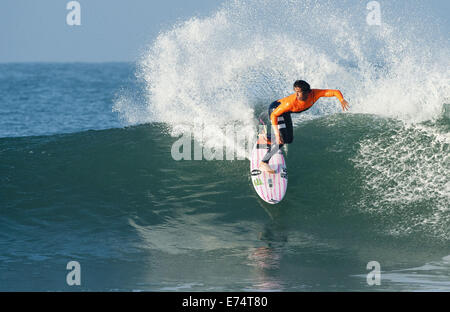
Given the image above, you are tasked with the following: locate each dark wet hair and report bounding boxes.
[293,80,311,94]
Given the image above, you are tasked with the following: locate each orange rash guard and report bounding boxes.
[270,89,344,125]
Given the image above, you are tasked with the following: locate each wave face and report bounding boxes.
[110,1,449,291]
[1,0,449,291]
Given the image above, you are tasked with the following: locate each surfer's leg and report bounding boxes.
[261,142,284,163]
[261,101,290,164]
[282,112,293,144]
[266,101,281,142]
[262,114,291,164]
[274,112,292,144]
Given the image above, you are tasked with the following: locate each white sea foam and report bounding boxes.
[352,122,449,239]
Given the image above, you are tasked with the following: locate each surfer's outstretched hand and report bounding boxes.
[341,100,350,111]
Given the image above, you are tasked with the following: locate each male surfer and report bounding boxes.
[259,80,349,174]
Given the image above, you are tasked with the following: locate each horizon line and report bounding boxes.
[0,60,136,64]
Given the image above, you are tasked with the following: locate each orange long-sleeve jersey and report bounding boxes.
[270,89,344,125]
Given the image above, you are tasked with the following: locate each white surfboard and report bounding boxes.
[250,134,288,204]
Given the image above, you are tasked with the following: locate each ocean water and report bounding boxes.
[1,0,449,291]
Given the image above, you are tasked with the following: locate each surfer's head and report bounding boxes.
[293,80,311,101]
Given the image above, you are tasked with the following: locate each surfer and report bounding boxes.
[259,80,349,174]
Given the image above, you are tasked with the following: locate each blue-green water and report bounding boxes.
[1,64,449,291]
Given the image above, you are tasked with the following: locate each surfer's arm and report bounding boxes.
[270,103,291,144]
[270,102,291,126]
[313,89,349,111]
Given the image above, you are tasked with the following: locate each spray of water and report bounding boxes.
[115,0,448,131]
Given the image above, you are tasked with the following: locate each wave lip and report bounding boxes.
[115,0,449,138]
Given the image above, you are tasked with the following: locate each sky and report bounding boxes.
[0,0,448,62]
[0,0,226,62]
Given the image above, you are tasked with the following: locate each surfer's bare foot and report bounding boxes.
[259,162,275,174]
